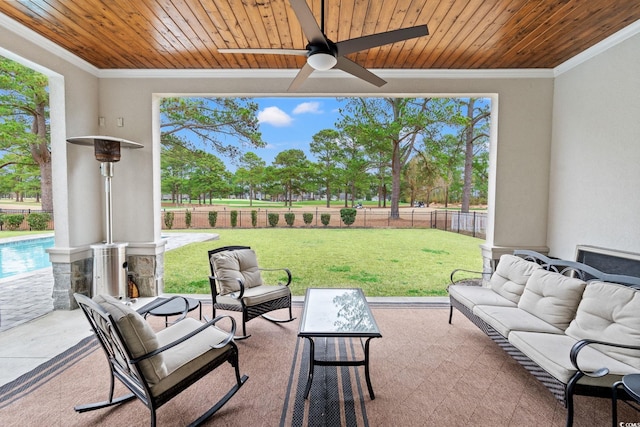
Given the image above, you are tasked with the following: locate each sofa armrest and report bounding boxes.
[570,339,640,378]
[449,269,489,287]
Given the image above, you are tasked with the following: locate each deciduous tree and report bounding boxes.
[0,57,51,210]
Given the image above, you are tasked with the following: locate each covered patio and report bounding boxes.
[0,1,639,308]
[1,1,640,425]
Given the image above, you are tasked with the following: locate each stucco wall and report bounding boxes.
[98,74,554,256]
[548,32,640,259]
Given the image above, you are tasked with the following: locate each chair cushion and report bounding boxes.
[216,284,291,307]
[473,305,564,337]
[94,295,167,385]
[489,254,541,304]
[151,317,233,397]
[509,331,639,386]
[565,281,640,369]
[211,249,264,295]
[448,284,517,310]
[517,269,586,330]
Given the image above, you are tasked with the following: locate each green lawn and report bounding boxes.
[164,228,484,297]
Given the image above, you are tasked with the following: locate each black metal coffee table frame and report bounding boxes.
[298,288,382,400]
[143,296,202,327]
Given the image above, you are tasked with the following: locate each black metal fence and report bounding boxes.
[162,208,487,239]
[0,207,487,238]
[0,209,55,231]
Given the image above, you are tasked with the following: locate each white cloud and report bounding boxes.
[293,101,323,115]
[258,106,293,127]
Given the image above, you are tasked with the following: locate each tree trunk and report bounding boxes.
[39,161,53,211]
[30,102,53,211]
[326,182,330,208]
[390,141,401,218]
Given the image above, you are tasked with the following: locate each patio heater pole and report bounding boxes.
[102,161,114,244]
[67,136,143,300]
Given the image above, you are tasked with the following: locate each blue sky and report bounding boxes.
[237,97,345,170]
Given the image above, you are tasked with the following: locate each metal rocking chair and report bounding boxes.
[208,245,295,339]
[73,293,248,427]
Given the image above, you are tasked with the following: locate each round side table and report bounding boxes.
[612,373,640,427]
[144,297,202,327]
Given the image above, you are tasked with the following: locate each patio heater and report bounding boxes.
[67,136,143,299]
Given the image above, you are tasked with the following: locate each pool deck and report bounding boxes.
[0,232,220,386]
[0,232,218,333]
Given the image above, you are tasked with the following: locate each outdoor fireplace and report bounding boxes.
[67,136,143,299]
[575,245,640,279]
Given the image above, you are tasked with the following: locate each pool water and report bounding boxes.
[0,236,54,280]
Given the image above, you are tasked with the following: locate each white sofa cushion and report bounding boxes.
[509,331,639,386]
[565,281,640,369]
[211,249,264,295]
[448,285,516,310]
[517,269,586,330]
[473,305,564,337]
[489,254,541,304]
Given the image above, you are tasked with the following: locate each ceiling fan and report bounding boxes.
[217,0,429,91]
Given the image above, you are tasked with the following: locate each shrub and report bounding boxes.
[164,211,174,229]
[303,213,313,225]
[184,210,191,228]
[208,211,218,227]
[340,208,357,226]
[27,212,51,230]
[251,210,258,227]
[268,213,279,227]
[320,213,331,227]
[3,214,25,231]
[230,210,238,227]
[284,212,295,227]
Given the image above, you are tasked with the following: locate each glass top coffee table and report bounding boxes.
[298,288,382,399]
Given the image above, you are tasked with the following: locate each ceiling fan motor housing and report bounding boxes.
[306,40,338,70]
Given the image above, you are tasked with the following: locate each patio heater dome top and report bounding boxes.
[67,135,143,162]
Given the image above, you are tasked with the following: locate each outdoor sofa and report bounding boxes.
[448,250,640,427]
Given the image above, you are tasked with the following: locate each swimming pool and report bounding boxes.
[0,236,54,280]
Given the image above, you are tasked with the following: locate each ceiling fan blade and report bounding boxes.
[288,63,315,91]
[336,25,429,56]
[218,48,307,56]
[334,57,386,87]
[289,0,329,47]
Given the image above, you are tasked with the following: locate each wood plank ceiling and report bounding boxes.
[1,0,639,71]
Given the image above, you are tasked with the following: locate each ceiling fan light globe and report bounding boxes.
[307,52,337,71]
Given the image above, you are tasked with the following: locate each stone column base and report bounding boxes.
[50,248,164,309]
